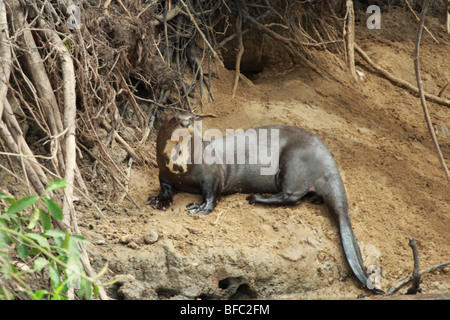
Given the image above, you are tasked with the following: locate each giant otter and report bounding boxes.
[149,113,384,294]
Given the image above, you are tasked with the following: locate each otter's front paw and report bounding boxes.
[186,202,213,215]
[246,194,257,204]
[148,196,171,210]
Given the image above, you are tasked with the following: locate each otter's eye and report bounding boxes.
[180,120,190,128]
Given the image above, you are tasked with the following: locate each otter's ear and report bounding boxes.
[155,112,171,131]
[159,112,175,123]
[158,114,168,123]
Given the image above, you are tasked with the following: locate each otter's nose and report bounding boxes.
[180,120,190,128]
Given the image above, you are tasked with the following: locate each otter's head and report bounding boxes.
[156,113,199,174]
[157,113,198,142]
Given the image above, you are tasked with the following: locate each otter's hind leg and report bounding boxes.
[246,161,311,205]
[246,191,308,205]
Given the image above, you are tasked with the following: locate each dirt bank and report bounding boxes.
[79,8,449,299]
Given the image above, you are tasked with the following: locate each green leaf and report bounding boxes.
[42,198,63,221]
[77,277,92,300]
[52,239,65,252]
[64,40,72,51]
[33,257,49,272]
[27,207,41,230]
[44,228,66,239]
[29,248,41,255]
[17,244,29,260]
[0,286,14,300]
[71,235,89,244]
[0,212,19,223]
[50,292,68,300]
[6,196,40,214]
[0,229,9,249]
[26,233,50,250]
[68,237,81,260]
[62,231,70,249]
[45,229,67,254]
[32,289,48,300]
[64,258,82,289]
[48,265,61,289]
[42,179,67,196]
[38,209,52,231]
[0,193,14,203]
[93,284,99,298]
[85,280,92,300]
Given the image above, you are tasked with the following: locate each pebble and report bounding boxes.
[144,229,159,244]
[96,238,106,245]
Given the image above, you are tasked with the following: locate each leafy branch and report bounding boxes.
[0,179,113,300]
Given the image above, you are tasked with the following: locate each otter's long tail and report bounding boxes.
[338,218,384,294]
[321,173,384,295]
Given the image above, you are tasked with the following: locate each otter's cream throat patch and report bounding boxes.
[163,130,191,173]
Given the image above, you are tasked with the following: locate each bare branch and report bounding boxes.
[0,0,12,118]
[406,238,422,294]
[355,44,450,108]
[344,0,357,80]
[413,0,450,185]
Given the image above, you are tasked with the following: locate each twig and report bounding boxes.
[116,0,131,18]
[420,261,450,275]
[118,157,133,203]
[387,260,450,295]
[0,138,16,180]
[3,99,50,187]
[100,119,144,164]
[174,14,194,112]
[355,44,450,108]
[0,119,45,195]
[241,10,337,81]
[232,4,244,99]
[404,0,439,43]
[413,0,450,185]
[406,238,422,294]
[137,0,157,19]
[0,0,11,118]
[239,12,303,59]
[120,73,147,137]
[103,0,112,10]
[301,40,343,47]
[77,142,141,209]
[179,0,224,67]
[344,0,357,80]
[140,109,156,145]
[213,202,231,226]
[150,3,183,26]
[446,0,450,34]
[438,82,449,97]
[218,29,249,47]
[195,112,218,118]
[187,41,214,105]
